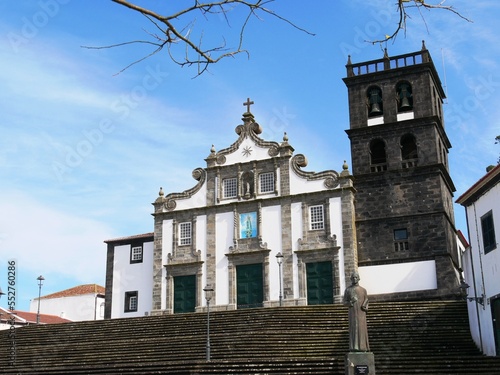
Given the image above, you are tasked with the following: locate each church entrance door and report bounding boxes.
[306,261,334,305]
[236,263,263,309]
[492,297,500,356]
[173,275,196,313]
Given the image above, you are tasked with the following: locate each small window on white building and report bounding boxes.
[310,205,325,230]
[223,178,238,198]
[179,222,192,246]
[259,172,275,193]
[130,246,143,263]
[124,291,138,313]
[481,211,497,254]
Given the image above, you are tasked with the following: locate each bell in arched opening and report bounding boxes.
[397,82,413,112]
[367,87,383,116]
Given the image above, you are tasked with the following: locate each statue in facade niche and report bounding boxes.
[343,271,370,352]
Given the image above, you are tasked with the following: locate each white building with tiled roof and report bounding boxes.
[29,284,105,322]
[457,164,500,356]
[104,233,154,319]
[0,307,71,329]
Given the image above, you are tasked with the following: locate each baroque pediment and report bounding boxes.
[154,167,206,212]
[205,112,293,168]
[291,154,340,189]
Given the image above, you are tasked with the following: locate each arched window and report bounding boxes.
[367,86,383,117]
[397,81,413,112]
[401,134,418,168]
[370,139,387,172]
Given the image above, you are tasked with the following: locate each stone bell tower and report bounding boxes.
[343,42,460,299]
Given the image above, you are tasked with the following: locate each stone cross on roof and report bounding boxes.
[243,98,254,113]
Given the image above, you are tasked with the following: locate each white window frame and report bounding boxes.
[259,172,275,194]
[179,222,192,246]
[130,246,143,263]
[129,295,137,311]
[125,291,138,312]
[310,205,325,230]
[223,178,238,198]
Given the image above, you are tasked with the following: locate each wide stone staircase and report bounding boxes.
[1,300,499,374]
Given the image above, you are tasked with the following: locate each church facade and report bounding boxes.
[150,106,357,314]
[104,44,462,319]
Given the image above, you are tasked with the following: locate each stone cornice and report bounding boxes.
[291,154,340,189]
[153,168,206,213]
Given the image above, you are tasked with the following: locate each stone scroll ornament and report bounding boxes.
[343,271,370,352]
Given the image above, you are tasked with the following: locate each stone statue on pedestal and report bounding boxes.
[343,271,375,374]
[343,271,370,352]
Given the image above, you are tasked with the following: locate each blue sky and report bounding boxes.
[0,1,499,312]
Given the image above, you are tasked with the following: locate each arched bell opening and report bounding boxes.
[366,86,383,118]
[397,81,413,112]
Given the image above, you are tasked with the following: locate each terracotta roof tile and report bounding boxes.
[0,307,71,324]
[38,284,105,300]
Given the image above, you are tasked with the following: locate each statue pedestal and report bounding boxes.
[345,352,376,375]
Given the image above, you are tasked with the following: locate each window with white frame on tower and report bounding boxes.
[124,291,138,312]
[310,205,325,230]
[130,245,143,263]
[179,222,192,246]
[223,178,238,198]
[259,172,275,193]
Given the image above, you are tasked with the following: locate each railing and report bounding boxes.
[370,163,388,173]
[401,159,418,169]
[394,241,409,252]
[347,47,431,77]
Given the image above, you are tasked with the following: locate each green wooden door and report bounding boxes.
[492,298,500,356]
[173,275,196,313]
[237,263,264,309]
[306,261,334,305]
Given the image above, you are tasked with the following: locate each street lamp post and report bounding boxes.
[36,275,45,324]
[0,288,4,324]
[203,284,214,361]
[276,252,284,306]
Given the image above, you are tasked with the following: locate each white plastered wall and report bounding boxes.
[261,205,283,301]
[111,240,154,318]
[463,183,500,356]
[329,196,346,293]
[197,214,208,307]
[291,202,302,300]
[161,219,173,311]
[358,260,437,295]
[215,212,232,306]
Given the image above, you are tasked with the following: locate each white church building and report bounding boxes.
[106,106,357,317]
[104,46,463,319]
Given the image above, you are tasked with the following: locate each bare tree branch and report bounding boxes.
[368,0,472,45]
[81,1,317,76]
[81,0,312,76]
[84,1,470,76]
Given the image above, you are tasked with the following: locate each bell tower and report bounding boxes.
[343,42,460,299]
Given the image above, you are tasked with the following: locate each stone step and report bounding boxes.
[0,300,499,374]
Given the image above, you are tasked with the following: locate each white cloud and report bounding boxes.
[0,191,113,283]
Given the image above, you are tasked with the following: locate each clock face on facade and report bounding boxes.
[240,212,257,239]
